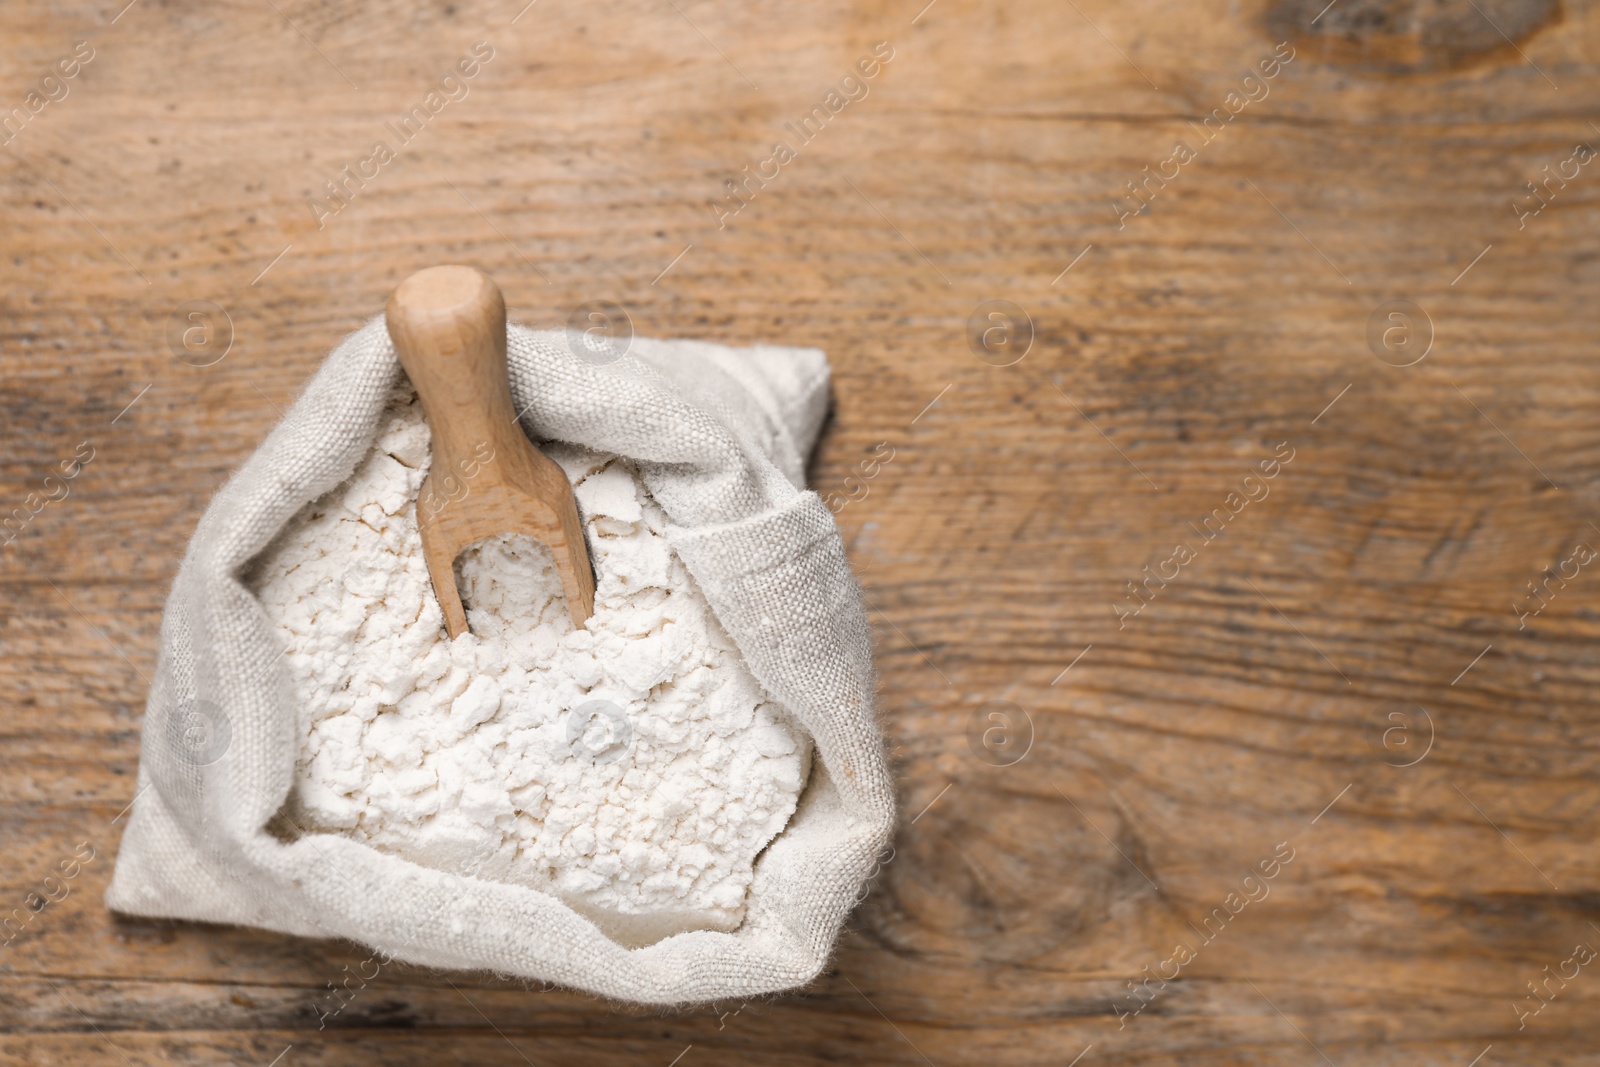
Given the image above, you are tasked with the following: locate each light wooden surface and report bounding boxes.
[4,0,1600,1063]
[388,263,596,635]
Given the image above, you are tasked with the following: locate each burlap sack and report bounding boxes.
[106,314,895,1004]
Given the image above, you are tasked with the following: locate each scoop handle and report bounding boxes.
[385,264,522,472]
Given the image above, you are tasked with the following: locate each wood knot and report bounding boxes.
[1265,0,1559,73]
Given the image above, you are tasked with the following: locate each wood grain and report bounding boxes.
[4,0,1600,1062]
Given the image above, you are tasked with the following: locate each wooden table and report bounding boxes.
[5,0,1599,1061]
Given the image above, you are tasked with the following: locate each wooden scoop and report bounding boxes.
[386,265,595,638]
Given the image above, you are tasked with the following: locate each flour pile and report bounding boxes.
[247,386,811,944]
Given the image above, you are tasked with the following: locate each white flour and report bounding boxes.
[247,386,810,945]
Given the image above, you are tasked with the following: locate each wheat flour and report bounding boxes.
[247,385,811,945]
